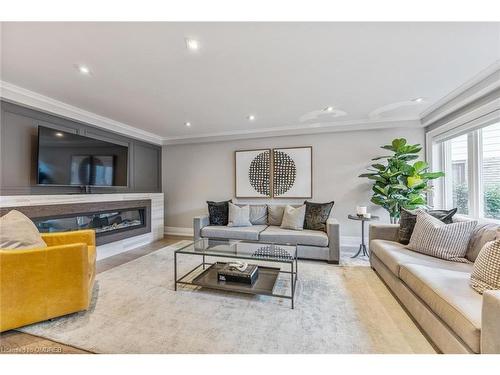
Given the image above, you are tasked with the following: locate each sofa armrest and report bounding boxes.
[193,215,210,241]
[481,290,500,353]
[42,229,96,247]
[369,223,399,243]
[326,218,340,264]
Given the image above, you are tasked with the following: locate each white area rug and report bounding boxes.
[20,241,435,353]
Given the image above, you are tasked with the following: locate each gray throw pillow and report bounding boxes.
[303,201,334,232]
[398,208,457,245]
[237,204,267,225]
[280,205,306,231]
[228,203,252,227]
[268,205,286,226]
[407,210,476,262]
[471,238,500,294]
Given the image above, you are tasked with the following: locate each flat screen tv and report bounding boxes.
[37,126,128,187]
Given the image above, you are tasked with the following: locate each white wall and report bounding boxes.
[163,127,425,238]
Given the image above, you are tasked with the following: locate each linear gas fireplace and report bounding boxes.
[0,199,151,245]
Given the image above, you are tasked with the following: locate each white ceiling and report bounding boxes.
[1,22,500,142]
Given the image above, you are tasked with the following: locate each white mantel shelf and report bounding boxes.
[1,193,165,261]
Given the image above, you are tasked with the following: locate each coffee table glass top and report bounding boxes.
[176,238,297,262]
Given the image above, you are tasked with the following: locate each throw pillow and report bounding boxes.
[280,205,306,231]
[268,205,286,226]
[466,223,500,262]
[407,210,477,262]
[237,204,267,225]
[303,200,334,232]
[398,208,457,245]
[470,239,500,294]
[0,210,47,250]
[206,200,231,226]
[228,203,252,227]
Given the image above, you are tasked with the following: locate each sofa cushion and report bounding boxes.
[399,263,482,353]
[236,204,268,225]
[303,200,334,232]
[280,205,306,230]
[407,210,476,263]
[398,208,457,245]
[260,225,328,247]
[201,225,267,241]
[207,200,231,226]
[471,239,500,294]
[466,222,499,262]
[0,210,47,250]
[370,240,474,277]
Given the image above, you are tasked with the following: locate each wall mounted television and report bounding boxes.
[37,126,129,187]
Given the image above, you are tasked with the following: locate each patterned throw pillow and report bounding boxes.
[407,210,477,262]
[470,239,500,294]
[398,208,457,245]
[206,200,232,226]
[303,201,334,232]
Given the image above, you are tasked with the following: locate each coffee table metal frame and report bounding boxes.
[174,239,298,309]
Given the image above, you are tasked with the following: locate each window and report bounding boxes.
[431,119,500,221]
[481,123,500,220]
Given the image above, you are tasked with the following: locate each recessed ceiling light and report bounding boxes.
[324,106,334,112]
[412,97,425,103]
[185,122,191,127]
[247,115,256,121]
[76,64,91,75]
[185,38,199,51]
[55,132,64,137]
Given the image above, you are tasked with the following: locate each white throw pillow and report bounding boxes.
[407,210,476,262]
[227,202,252,227]
[280,205,306,231]
[0,210,47,250]
[470,239,500,294]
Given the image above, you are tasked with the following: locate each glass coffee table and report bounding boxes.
[174,238,298,309]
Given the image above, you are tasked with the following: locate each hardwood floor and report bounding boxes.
[0,235,191,355]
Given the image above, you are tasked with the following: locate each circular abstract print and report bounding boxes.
[249,151,270,196]
[273,150,296,196]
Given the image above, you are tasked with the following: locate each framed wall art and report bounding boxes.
[234,149,272,198]
[272,146,312,198]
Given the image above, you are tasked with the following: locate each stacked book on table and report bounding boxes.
[217,262,259,285]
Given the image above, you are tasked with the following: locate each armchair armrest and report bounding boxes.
[326,218,340,264]
[481,290,500,353]
[41,229,96,247]
[193,215,210,241]
[369,223,399,243]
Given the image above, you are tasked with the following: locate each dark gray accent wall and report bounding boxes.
[0,101,162,195]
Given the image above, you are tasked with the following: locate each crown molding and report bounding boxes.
[0,81,163,145]
[421,60,500,127]
[162,117,423,145]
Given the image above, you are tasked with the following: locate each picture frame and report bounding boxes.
[234,149,272,198]
[272,146,312,198]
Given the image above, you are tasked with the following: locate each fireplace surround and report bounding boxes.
[0,199,151,245]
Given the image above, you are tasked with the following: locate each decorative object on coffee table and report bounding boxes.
[348,214,379,258]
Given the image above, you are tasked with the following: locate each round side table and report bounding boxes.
[348,214,379,258]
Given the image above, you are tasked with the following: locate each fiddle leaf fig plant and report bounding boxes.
[359,138,445,223]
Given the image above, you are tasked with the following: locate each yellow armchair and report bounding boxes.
[0,230,96,332]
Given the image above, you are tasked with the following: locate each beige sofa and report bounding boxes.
[369,220,500,354]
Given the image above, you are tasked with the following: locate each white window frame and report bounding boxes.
[426,108,500,221]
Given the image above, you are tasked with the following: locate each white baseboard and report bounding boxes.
[164,226,365,246]
[164,226,194,236]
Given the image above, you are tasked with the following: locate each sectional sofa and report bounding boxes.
[193,204,340,263]
[369,218,500,354]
